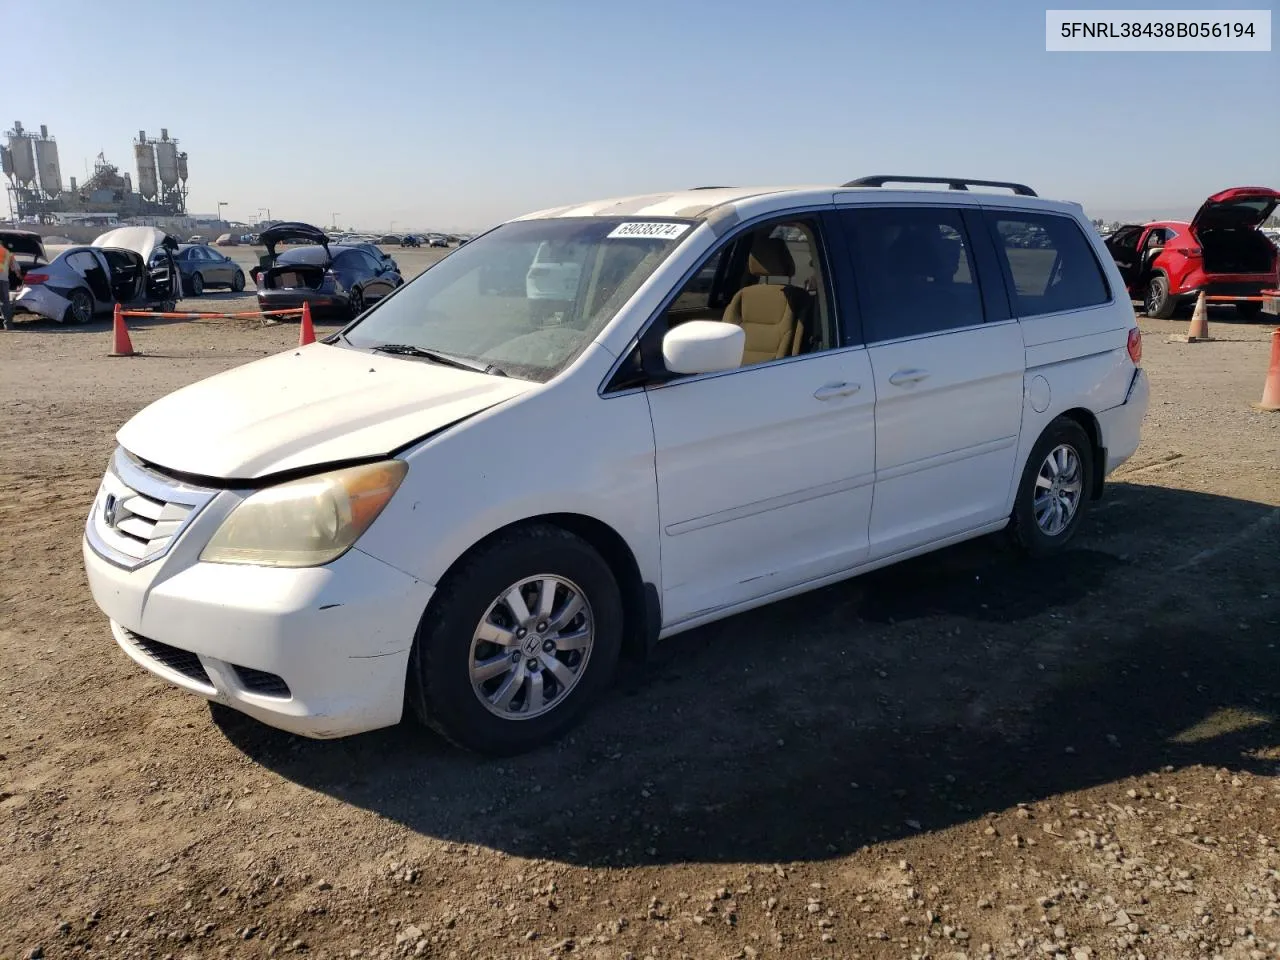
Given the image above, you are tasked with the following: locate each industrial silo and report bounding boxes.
[176,152,188,182]
[34,136,62,197]
[134,132,158,200]
[155,130,179,189]
[6,122,36,187]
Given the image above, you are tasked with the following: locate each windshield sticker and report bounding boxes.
[606,221,692,241]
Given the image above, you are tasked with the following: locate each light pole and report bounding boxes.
[331,212,341,231]
[217,201,228,224]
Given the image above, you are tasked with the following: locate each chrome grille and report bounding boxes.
[86,448,218,570]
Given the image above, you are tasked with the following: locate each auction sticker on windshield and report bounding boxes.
[606,222,692,240]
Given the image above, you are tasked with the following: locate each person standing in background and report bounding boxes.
[0,238,17,330]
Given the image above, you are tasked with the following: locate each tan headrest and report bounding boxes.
[748,236,795,277]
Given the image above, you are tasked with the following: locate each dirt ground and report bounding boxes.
[1,291,1278,960]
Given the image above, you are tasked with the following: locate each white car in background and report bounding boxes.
[14,226,181,324]
[82,176,1148,755]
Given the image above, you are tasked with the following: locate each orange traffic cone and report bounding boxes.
[1170,291,1213,342]
[1255,327,1280,412]
[298,301,316,346]
[109,303,137,357]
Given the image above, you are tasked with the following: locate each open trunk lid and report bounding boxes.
[260,222,330,258]
[1191,187,1280,233]
[0,229,47,262]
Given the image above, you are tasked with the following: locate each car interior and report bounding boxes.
[661,221,829,366]
[66,251,113,302]
[99,249,146,302]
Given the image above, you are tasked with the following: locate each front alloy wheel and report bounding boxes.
[469,575,594,719]
[406,524,623,755]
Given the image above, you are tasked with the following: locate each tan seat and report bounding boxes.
[723,235,809,365]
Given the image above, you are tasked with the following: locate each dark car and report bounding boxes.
[400,234,422,248]
[154,243,245,295]
[254,223,403,320]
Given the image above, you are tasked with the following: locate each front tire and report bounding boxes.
[406,525,623,756]
[1008,417,1094,558]
[1143,275,1176,319]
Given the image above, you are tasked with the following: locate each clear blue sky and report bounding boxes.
[11,0,1277,231]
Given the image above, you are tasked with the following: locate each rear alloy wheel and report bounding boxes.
[63,288,94,325]
[231,270,245,293]
[1143,274,1176,319]
[189,272,204,296]
[1008,417,1094,558]
[406,524,623,755]
[348,286,364,318]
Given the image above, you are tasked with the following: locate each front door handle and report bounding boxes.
[813,381,862,401]
[888,368,930,387]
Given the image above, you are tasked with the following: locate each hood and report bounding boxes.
[92,226,178,262]
[1191,186,1280,232]
[260,221,330,257]
[116,344,534,481]
[0,229,47,259]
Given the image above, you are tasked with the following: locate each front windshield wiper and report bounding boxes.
[370,343,506,376]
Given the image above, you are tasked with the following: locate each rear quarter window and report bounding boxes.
[984,211,1111,317]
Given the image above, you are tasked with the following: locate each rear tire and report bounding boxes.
[1236,301,1263,321]
[190,272,204,296]
[348,286,364,319]
[63,288,94,325]
[231,270,245,293]
[1143,275,1176,319]
[406,525,623,756]
[1007,417,1094,558]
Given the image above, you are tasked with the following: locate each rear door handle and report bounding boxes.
[888,368,930,387]
[813,381,861,401]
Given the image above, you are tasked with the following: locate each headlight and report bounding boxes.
[200,460,407,567]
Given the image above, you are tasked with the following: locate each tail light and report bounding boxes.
[1175,246,1203,258]
[1127,327,1143,365]
[21,272,49,285]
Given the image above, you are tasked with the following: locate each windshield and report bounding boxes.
[341,217,693,382]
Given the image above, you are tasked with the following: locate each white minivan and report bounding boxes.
[83,177,1149,755]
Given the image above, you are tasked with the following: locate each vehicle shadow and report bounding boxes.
[213,482,1279,867]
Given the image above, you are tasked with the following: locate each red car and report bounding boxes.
[1104,186,1279,320]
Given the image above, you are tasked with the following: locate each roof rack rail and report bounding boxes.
[843,175,1038,197]
[689,185,732,190]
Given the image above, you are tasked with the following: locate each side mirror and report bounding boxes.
[662,321,744,376]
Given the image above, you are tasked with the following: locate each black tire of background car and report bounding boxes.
[1007,416,1094,559]
[405,524,624,756]
[349,287,364,318]
[64,288,93,325]
[190,273,204,297]
[1236,301,1263,321]
[1144,274,1176,319]
[231,271,245,293]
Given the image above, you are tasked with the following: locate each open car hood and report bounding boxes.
[116,343,533,481]
[0,229,47,259]
[260,221,330,257]
[1191,187,1280,232]
[92,226,179,262]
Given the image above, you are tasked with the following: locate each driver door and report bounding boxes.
[1103,226,1143,293]
[642,213,877,627]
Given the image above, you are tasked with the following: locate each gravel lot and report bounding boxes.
[2,276,1278,960]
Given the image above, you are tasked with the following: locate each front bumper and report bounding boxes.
[1097,368,1149,476]
[82,454,434,738]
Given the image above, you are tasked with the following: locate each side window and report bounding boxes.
[657,216,835,369]
[985,211,1111,317]
[841,206,985,342]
